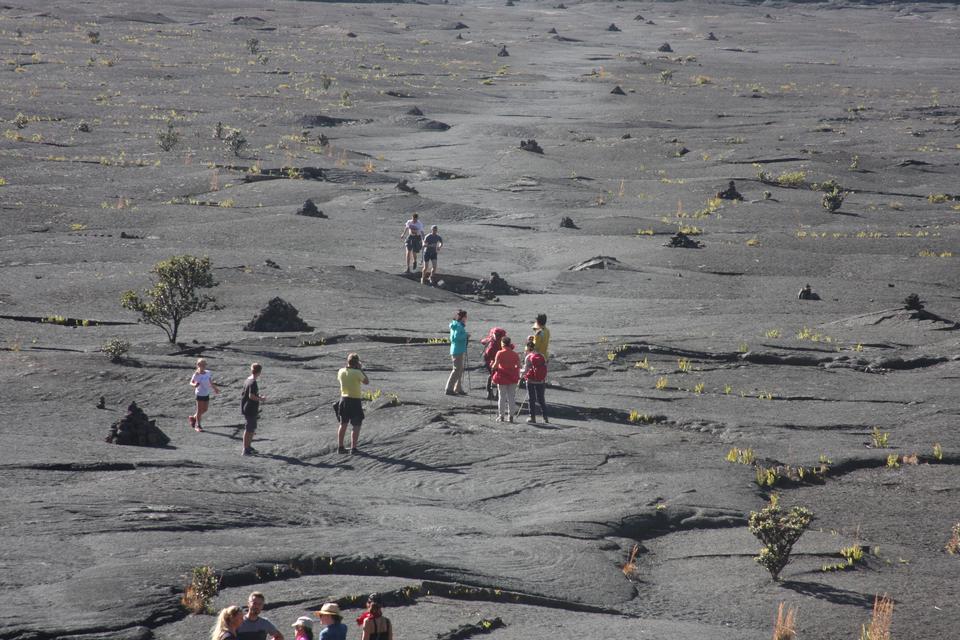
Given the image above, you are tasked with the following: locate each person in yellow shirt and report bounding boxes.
[336,353,369,454]
[532,313,550,361]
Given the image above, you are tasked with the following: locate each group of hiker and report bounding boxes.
[211,591,392,640]
[445,309,551,423]
[399,212,443,285]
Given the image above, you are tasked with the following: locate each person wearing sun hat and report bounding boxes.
[291,616,315,640]
[315,603,347,640]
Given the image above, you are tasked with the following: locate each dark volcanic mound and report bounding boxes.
[244,297,313,332]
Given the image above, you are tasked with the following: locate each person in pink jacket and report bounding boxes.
[491,336,520,422]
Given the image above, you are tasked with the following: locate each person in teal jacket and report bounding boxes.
[445,309,469,395]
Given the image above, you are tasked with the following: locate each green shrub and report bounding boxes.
[748,497,813,580]
[181,565,219,614]
[226,130,247,157]
[157,120,179,151]
[101,338,130,362]
[946,523,960,554]
[120,255,218,344]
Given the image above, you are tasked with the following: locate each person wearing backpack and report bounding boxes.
[491,336,520,422]
[520,340,548,423]
[480,326,507,400]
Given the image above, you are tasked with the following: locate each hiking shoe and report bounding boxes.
[241,448,254,456]
[194,424,203,433]
[337,446,348,454]
[444,390,458,396]
[486,390,495,400]
[495,415,503,422]
[188,415,197,428]
[349,447,359,456]
[526,417,536,424]
[508,416,514,423]
[456,389,468,396]
[542,417,549,424]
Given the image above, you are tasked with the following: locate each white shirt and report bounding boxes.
[405,219,424,236]
[192,371,214,396]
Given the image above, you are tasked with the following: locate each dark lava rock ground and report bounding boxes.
[1,1,959,639]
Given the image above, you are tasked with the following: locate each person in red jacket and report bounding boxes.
[480,327,507,400]
[520,340,548,423]
[491,336,520,422]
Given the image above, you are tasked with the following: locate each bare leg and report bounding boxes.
[338,420,349,448]
[195,399,209,429]
[242,429,253,451]
[351,426,361,449]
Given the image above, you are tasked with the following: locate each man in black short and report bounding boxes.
[421,225,443,285]
[401,213,424,273]
[240,363,266,456]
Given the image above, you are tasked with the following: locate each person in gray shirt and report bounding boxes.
[238,591,284,640]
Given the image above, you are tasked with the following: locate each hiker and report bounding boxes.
[315,603,347,640]
[291,616,315,640]
[400,212,424,272]
[521,340,548,423]
[491,336,520,422]
[357,594,393,640]
[480,326,507,400]
[531,313,550,360]
[445,309,469,395]
[421,224,443,285]
[238,591,284,640]
[189,358,220,432]
[211,605,244,640]
[336,352,369,454]
[240,363,266,456]
[798,283,820,300]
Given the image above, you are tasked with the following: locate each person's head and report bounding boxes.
[804,283,811,290]
[525,340,535,352]
[292,615,315,639]
[211,605,244,640]
[501,336,512,349]
[536,313,547,327]
[316,602,343,626]
[196,358,208,371]
[455,309,467,323]
[431,225,438,233]
[411,213,418,220]
[246,591,265,618]
[251,362,262,377]
[366,593,383,614]
[347,352,362,369]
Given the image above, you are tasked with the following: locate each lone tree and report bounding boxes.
[121,255,218,344]
[748,496,813,581]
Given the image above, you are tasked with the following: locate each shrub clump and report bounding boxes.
[946,522,960,554]
[903,293,924,311]
[181,565,220,614]
[748,496,813,580]
[101,338,130,362]
[157,120,179,151]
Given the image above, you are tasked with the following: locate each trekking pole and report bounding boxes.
[515,395,527,418]
[466,344,473,391]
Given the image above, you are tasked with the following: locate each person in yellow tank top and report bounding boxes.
[532,313,550,360]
